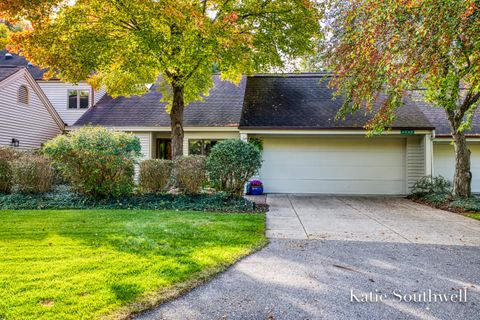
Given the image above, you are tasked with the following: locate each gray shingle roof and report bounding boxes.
[0,66,21,81]
[75,76,247,127]
[412,90,480,137]
[239,74,434,130]
[0,50,50,80]
[72,72,479,135]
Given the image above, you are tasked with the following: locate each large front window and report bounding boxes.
[68,90,90,109]
[188,140,220,156]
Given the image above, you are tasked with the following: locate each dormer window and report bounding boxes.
[18,85,29,105]
[68,89,90,109]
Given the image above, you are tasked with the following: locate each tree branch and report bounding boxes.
[457,35,471,71]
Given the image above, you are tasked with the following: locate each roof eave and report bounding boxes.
[238,126,435,131]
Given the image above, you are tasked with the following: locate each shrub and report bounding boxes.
[11,155,53,194]
[0,147,22,193]
[175,156,206,194]
[248,137,263,151]
[206,139,262,196]
[138,159,173,194]
[43,126,141,197]
[410,175,452,198]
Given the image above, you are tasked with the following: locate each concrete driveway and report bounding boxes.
[137,196,480,320]
[267,195,480,245]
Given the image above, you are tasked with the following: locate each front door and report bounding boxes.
[156,139,172,160]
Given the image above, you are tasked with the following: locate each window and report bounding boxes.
[188,140,220,156]
[18,85,28,105]
[68,89,90,109]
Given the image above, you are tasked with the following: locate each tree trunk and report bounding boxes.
[170,85,185,159]
[452,130,471,197]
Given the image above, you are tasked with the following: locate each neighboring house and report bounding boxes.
[73,74,480,195]
[420,102,480,194]
[0,66,64,149]
[0,50,106,126]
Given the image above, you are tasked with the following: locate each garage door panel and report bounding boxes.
[262,151,404,166]
[259,137,406,195]
[261,165,405,180]
[434,144,479,193]
[262,178,405,195]
[263,138,402,150]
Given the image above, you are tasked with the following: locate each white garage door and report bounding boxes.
[433,143,480,193]
[259,137,407,195]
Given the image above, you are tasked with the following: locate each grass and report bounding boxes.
[469,212,480,221]
[0,210,266,320]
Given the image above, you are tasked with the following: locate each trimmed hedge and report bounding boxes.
[175,156,206,194]
[11,155,53,194]
[0,147,22,193]
[0,187,260,213]
[138,159,173,194]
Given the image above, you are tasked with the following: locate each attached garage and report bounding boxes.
[259,136,411,195]
[433,143,480,193]
[240,74,433,195]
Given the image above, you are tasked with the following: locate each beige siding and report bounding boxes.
[132,132,152,160]
[130,132,152,181]
[183,131,240,155]
[37,81,97,126]
[406,136,426,191]
[434,143,480,193]
[0,72,62,150]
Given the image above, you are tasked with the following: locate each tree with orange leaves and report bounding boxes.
[2,0,321,158]
[324,0,480,197]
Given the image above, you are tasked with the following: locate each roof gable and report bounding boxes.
[0,67,65,130]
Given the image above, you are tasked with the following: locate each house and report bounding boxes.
[73,74,480,195]
[0,50,477,195]
[0,65,64,149]
[0,50,106,126]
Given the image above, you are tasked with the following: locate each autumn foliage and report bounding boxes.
[4,0,320,158]
[324,0,480,196]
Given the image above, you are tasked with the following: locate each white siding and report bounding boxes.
[406,136,426,191]
[259,136,407,195]
[0,72,62,150]
[94,87,107,105]
[433,143,480,193]
[37,81,97,126]
[183,131,240,155]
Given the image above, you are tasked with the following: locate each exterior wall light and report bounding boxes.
[10,138,20,148]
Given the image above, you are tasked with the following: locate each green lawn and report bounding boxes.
[469,213,480,221]
[0,210,266,320]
